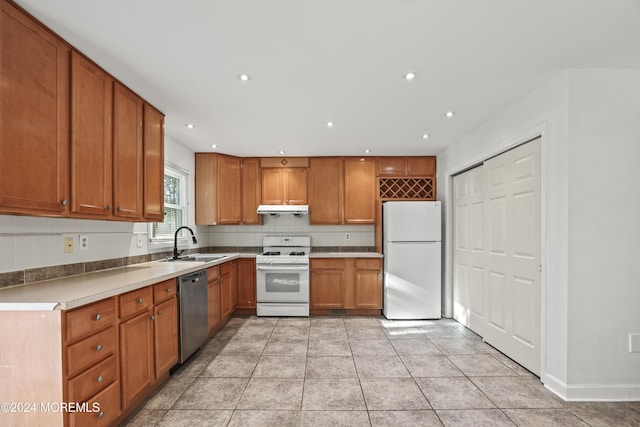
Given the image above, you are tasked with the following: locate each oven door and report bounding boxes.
[256,264,309,303]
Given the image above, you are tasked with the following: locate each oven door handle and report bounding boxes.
[257,265,309,271]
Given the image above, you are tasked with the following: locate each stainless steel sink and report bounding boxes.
[160,254,228,262]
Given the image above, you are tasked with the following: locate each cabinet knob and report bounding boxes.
[97,375,103,382]
[118,207,123,212]
[158,310,163,315]
[96,344,102,351]
[98,411,105,418]
[138,298,143,304]
[151,315,155,320]
[95,313,102,321]
[167,288,172,293]
[107,205,113,211]
[61,199,68,206]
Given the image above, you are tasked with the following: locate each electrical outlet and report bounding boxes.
[136,235,144,248]
[64,236,74,254]
[345,233,351,241]
[79,235,88,250]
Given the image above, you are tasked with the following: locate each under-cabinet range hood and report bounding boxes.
[257,205,309,216]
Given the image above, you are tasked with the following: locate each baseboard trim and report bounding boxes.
[544,374,640,401]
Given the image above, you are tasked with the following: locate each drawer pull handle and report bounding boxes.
[98,411,105,418]
[158,310,163,315]
[97,375,103,382]
[96,344,102,351]
[95,314,102,321]
[138,298,143,304]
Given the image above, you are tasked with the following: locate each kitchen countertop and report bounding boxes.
[310,252,383,258]
[0,253,251,311]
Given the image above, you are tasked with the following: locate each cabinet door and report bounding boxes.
[0,2,69,215]
[310,269,344,308]
[285,168,308,204]
[355,269,382,309]
[241,158,261,224]
[261,168,284,205]
[154,298,178,376]
[407,157,436,176]
[377,157,405,176]
[235,259,256,308]
[217,155,241,224]
[220,273,233,318]
[195,153,216,224]
[309,158,343,224]
[344,158,376,224]
[143,104,165,221]
[70,52,113,218]
[119,310,154,409]
[208,280,221,334]
[113,82,143,219]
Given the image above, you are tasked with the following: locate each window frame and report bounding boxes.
[148,163,190,248]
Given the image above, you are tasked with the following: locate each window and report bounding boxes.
[150,165,188,242]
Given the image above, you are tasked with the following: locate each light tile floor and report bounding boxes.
[122,317,640,426]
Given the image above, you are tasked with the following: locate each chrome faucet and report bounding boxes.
[173,226,198,259]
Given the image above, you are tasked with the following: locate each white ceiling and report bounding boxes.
[15,0,640,157]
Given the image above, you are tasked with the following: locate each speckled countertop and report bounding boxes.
[0,253,252,311]
[0,250,382,311]
[310,252,383,258]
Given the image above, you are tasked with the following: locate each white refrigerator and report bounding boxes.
[383,201,442,319]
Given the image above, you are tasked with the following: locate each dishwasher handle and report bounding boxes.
[179,270,206,285]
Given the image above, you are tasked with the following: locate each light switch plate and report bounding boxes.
[629,333,640,353]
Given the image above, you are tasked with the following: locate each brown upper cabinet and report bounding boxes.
[309,157,376,225]
[112,82,144,220]
[195,153,242,225]
[261,168,308,205]
[377,156,436,176]
[309,158,344,224]
[240,158,261,225]
[70,52,113,218]
[344,158,376,224]
[0,0,70,216]
[143,104,165,222]
[0,1,164,222]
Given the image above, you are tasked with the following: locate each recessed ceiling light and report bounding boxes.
[239,74,251,81]
[422,134,430,140]
[279,150,286,154]
[210,144,217,148]
[185,123,195,129]
[445,111,455,118]
[326,121,334,128]
[364,149,371,154]
[404,72,416,80]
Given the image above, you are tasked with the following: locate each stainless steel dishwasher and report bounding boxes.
[177,269,208,363]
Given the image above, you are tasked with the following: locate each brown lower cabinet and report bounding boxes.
[208,265,222,335]
[311,257,382,311]
[235,258,256,309]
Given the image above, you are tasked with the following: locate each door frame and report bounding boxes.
[443,123,549,382]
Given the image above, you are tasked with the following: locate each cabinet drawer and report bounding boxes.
[153,279,177,304]
[220,261,233,276]
[207,265,220,282]
[355,258,381,270]
[311,258,345,269]
[68,381,121,427]
[66,298,116,342]
[67,326,116,377]
[68,354,117,402]
[119,286,153,318]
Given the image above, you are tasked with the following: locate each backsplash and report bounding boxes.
[205,214,375,248]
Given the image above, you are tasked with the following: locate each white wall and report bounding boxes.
[208,215,374,248]
[0,136,199,274]
[438,68,640,400]
[566,69,640,398]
